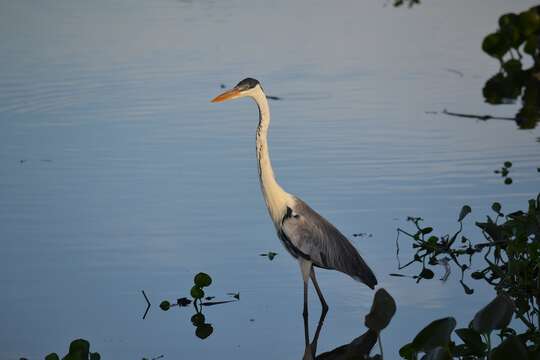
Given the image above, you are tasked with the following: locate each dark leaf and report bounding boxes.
[194,273,212,288]
[190,286,205,299]
[159,300,171,311]
[471,294,514,334]
[364,288,397,332]
[412,317,456,353]
[458,205,472,222]
[420,268,435,280]
[491,336,527,360]
[177,297,191,306]
[195,324,214,339]
[455,328,485,356]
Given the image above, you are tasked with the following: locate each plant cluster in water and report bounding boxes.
[482,6,540,129]
[394,194,540,359]
[159,272,238,340]
[42,339,100,360]
[493,161,513,185]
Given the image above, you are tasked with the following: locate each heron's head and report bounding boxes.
[211,78,263,103]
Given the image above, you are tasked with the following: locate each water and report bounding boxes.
[1,0,539,358]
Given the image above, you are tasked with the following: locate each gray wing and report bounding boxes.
[278,197,377,289]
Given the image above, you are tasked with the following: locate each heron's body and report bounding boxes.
[212,78,377,313]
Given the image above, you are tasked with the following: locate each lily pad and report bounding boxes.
[194,273,212,288]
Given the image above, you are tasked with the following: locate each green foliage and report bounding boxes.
[494,161,513,184]
[194,272,212,288]
[482,6,540,129]
[395,194,540,359]
[43,339,100,360]
[159,300,170,311]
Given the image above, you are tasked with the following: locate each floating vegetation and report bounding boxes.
[494,161,513,185]
[395,194,540,359]
[158,272,238,340]
[44,339,100,360]
[260,251,278,260]
[481,6,540,129]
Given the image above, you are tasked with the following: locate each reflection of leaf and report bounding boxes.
[191,286,205,299]
[317,329,378,359]
[195,324,214,339]
[411,317,456,353]
[490,336,527,360]
[458,205,472,222]
[471,294,514,334]
[364,288,397,332]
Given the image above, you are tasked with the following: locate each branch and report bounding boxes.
[443,109,516,122]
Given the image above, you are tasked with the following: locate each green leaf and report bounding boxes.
[89,353,101,360]
[419,268,435,280]
[421,227,433,235]
[491,202,502,214]
[45,354,60,360]
[458,205,472,222]
[194,273,212,288]
[364,288,397,332]
[518,9,540,37]
[399,343,416,360]
[471,294,514,334]
[67,339,90,358]
[491,336,527,360]
[482,32,509,59]
[191,313,205,326]
[504,177,513,185]
[190,286,205,299]
[504,161,512,168]
[412,317,456,353]
[159,300,170,311]
[499,13,518,29]
[195,324,214,339]
[524,35,538,55]
[471,271,484,280]
[455,328,485,356]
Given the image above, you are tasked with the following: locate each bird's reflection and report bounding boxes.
[302,310,378,360]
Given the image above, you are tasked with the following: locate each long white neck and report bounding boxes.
[252,88,289,226]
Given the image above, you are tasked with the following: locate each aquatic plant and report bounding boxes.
[394,194,540,359]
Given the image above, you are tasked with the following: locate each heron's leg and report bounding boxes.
[310,268,329,313]
[300,259,312,318]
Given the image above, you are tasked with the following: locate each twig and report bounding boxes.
[142,290,151,320]
[443,109,516,122]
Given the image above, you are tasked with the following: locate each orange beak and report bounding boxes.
[211,88,242,103]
